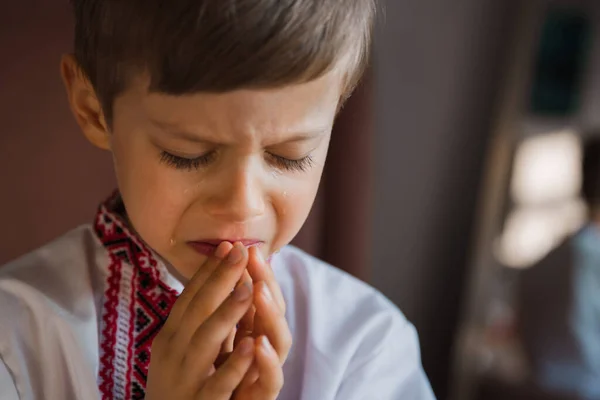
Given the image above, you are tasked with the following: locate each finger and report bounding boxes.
[198,337,255,399]
[237,269,253,288]
[176,242,249,345]
[162,241,233,335]
[221,327,236,354]
[234,270,255,347]
[214,352,231,369]
[181,280,254,381]
[254,281,292,364]
[245,336,284,398]
[237,363,259,393]
[225,270,253,352]
[234,305,255,348]
[247,247,286,314]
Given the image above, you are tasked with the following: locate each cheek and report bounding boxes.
[271,166,324,251]
[110,129,190,247]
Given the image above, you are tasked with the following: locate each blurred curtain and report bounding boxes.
[0,2,116,265]
[371,1,522,397]
[292,74,373,281]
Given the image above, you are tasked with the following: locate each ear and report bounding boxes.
[60,54,111,150]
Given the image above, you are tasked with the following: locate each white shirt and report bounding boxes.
[0,225,434,400]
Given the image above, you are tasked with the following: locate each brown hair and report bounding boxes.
[71,0,376,124]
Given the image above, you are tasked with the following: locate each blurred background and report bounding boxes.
[3,0,600,399]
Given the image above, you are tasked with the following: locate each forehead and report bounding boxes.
[114,70,343,141]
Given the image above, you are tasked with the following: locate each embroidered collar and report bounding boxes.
[94,192,179,399]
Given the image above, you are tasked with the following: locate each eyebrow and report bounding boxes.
[150,120,215,144]
[150,119,330,145]
[274,129,330,144]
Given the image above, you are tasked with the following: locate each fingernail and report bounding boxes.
[214,242,230,259]
[261,282,273,303]
[260,336,276,355]
[226,243,244,265]
[239,338,254,355]
[233,282,252,301]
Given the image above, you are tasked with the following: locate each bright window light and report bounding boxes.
[511,130,582,205]
[495,199,587,268]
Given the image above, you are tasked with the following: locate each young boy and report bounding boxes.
[0,0,435,399]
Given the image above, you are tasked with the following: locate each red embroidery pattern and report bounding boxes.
[94,193,179,399]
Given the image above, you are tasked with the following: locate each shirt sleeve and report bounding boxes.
[0,356,19,400]
[335,321,436,400]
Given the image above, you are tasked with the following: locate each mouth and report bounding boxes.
[187,239,263,256]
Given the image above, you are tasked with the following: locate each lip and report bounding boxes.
[187,239,263,256]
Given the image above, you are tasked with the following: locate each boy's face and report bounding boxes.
[63,58,342,279]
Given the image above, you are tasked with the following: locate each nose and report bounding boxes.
[205,164,266,223]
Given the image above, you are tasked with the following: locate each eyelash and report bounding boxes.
[159,151,216,171]
[267,153,315,172]
[159,151,314,172]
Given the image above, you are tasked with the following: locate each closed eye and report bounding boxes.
[159,151,216,171]
[266,153,314,172]
[159,149,315,173]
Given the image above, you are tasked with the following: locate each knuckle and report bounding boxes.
[213,304,237,327]
[188,327,214,351]
[276,315,291,341]
[265,373,284,398]
[216,301,241,327]
[275,370,285,391]
[281,329,292,351]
